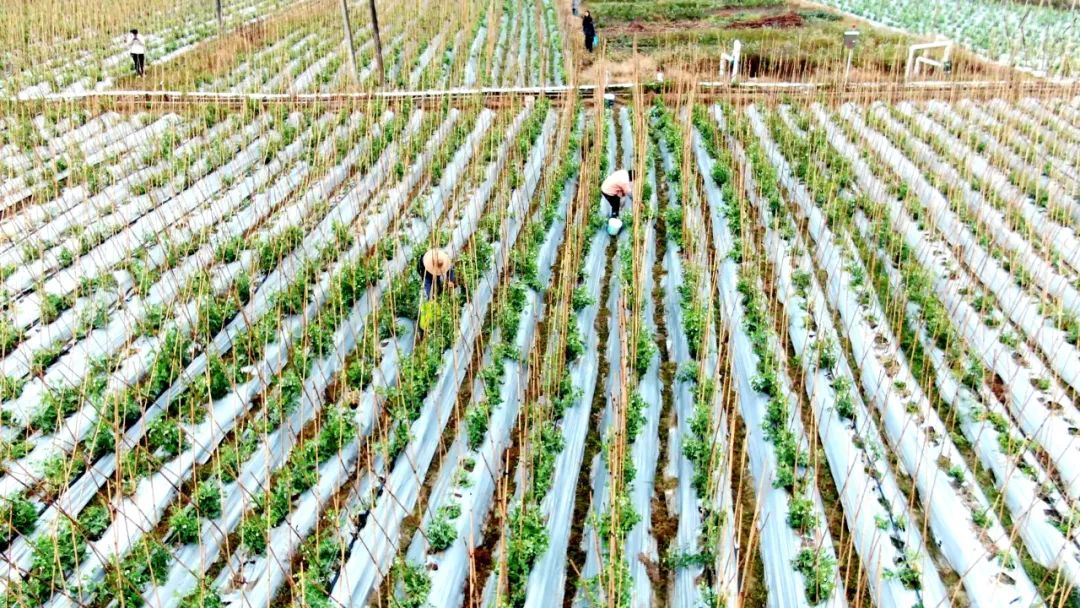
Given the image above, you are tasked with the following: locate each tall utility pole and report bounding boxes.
[216,0,223,36]
[340,0,360,83]
[368,0,385,85]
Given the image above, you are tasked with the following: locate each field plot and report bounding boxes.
[1,89,1079,608]
[0,0,300,98]
[816,0,1080,76]
[154,0,569,92]
[1,0,568,98]
[572,0,1013,84]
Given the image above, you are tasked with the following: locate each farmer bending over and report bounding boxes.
[416,247,458,337]
[601,169,634,217]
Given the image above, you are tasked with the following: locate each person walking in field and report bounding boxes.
[416,247,458,337]
[129,29,146,77]
[582,11,596,53]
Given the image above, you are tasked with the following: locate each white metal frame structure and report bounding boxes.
[906,41,954,79]
[720,40,742,83]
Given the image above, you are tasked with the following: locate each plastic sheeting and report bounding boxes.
[867,104,1080,318]
[664,129,710,608]
[574,108,633,605]
[844,104,1080,502]
[145,109,496,608]
[0,113,158,212]
[413,115,578,608]
[37,111,430,607]
[741,106,948,608]
[329,108,554,608]
[6,116,263,329]
[988,99,1080,183]
[0,113,238,262]
[956,99,1080,218]
[694,116,846,608]
[907,102,1080,281]
[797,103,1042,607]
[2,115,306,425]
[409,32,447,89]
[624,134,663,608]
[521,110,616,608]
[462,25,488,87]
[0,116,361,499]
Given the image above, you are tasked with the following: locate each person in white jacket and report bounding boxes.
[129,29,146,77]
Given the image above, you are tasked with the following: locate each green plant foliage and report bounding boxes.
[426,509,457,552]
[169,506,200,544]
[0,493,38,544]
[390,559,431,608]
[793,547,837,604]
[194,482,222,519]
[504,505,548,608]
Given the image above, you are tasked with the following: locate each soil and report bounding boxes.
[726,12,805,30]
[604,18,719,37]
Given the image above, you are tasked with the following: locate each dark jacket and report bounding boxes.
[583,15,595,37]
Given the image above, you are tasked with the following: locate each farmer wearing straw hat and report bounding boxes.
[416,247,458,337]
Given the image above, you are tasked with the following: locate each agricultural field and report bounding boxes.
[1,0,567,98]
[816,0,1080,76]
[0,0,300,98]
[147,0,568,93]
[572,0,1011,83]
[2,0,1080,606]
[2,83,1080,608]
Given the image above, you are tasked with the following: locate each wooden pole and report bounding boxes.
[368,0,385,86]
[340,0,360,84]
[216,0,223,36]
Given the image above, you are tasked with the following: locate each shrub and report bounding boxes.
[27,519,84,602]
[793,547,837,604]
[147,418,185,457]
[194,482,222,519]
[815,339,837,372]
[786,494,818,532]
[0,318,21,357]
[78,504,109,540]
[31,385,80,433]
[466,403,490,451]
[178,584,223,608]
[571,286,594,312]
[972,508,990,529]
[426,511,457,552]
[391,559,431,608]
[565,320,584,362]
[240,515,268,554]
[0,493,38,543]
[169,506,200,544]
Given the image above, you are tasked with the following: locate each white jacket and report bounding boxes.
[129,34,146,55]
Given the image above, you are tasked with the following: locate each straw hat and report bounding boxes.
[422,248,452,276]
